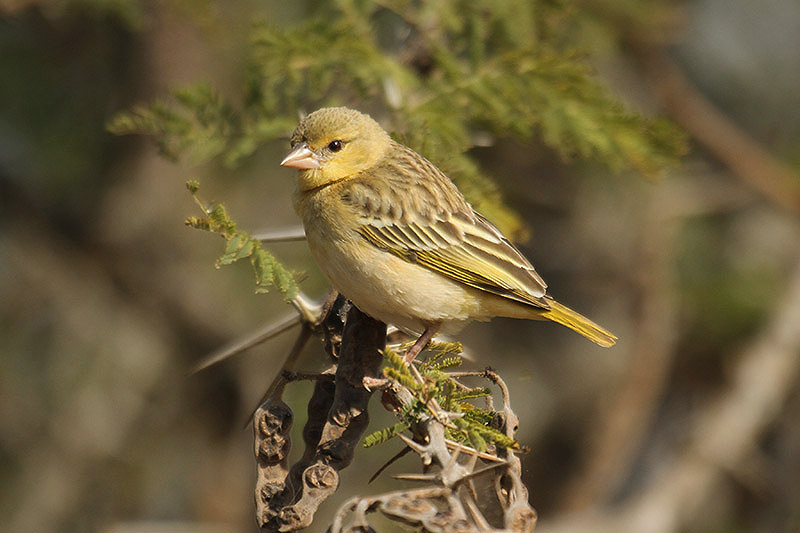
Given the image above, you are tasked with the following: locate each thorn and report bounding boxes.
[444,439,505,462]
[363,376,390,392]
[291,292,325,325]
[456,462,509,485]
[189,311,301,373]
[396,433,428,455]
[369,446,412,483]
[251,225,306,242]
[392,473,438,482]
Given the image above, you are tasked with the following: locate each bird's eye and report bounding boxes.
[327,140,343,152]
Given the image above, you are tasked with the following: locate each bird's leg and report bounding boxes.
[403,326,439,364]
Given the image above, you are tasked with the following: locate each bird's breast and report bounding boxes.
[295,190,482,332]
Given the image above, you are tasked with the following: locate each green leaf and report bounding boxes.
[186,184,299,301]
[363,421,411,448]
[451,387,491,402]
[217,234,250,266]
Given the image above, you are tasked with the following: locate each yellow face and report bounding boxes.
[281,107,391,192]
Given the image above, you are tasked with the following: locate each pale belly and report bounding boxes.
[306,229,485,333]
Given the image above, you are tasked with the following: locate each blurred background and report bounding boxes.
[1,1,799,532]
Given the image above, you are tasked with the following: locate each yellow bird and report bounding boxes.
[282,107,616,362]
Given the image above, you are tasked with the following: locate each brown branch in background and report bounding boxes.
[539,249,800,533]
[559,174,759,512]
[561,184,681,510]
[632,45,800,215]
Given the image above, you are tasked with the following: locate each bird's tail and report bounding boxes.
[542,299,617,347]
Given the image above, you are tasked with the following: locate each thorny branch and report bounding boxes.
[250,294,537,532]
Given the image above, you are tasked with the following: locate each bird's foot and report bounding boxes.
[402,326,439,365]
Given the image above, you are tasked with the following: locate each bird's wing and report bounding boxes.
[356,207,550,309]
[342,142,549,308]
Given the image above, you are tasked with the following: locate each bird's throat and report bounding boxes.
[298,168,359,195]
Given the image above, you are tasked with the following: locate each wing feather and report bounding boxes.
[343,141,549,309]
[356,212,549,308]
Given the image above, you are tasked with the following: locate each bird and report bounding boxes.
[281,107,616,362]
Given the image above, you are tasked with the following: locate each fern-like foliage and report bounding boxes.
[110,0,685,240]
[184,181,299,300]
[362,420,412,448]
[364,342,520,453]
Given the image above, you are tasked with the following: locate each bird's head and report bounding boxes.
[281,107,391,191]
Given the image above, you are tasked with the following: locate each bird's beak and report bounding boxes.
[280,143,321,170]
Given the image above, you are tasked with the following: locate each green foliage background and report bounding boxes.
[109,0,684,240]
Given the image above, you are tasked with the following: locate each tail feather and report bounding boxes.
[542,299,617,347]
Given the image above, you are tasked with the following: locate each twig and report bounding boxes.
[369,445,413,483]
[632,44,800,215]
[246,323,314,426]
